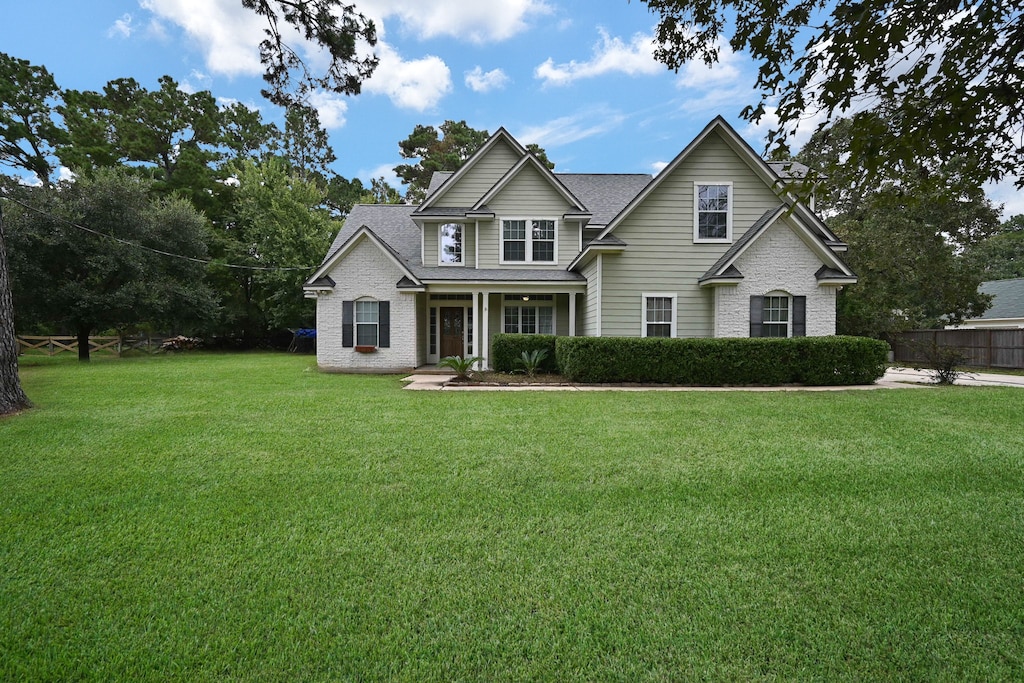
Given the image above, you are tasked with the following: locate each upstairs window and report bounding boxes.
[439,223,463,265]
[694,183,732,242]
[501,219,557,264]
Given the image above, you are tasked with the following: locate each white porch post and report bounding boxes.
[472,290,482,370]
[568,292,577,336]
[481,290,490,370]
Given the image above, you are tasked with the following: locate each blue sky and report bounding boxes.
[2,0,1020,215]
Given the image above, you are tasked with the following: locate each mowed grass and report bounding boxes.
[2,353,1023,680]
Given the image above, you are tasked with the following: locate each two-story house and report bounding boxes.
[303,116,856,372]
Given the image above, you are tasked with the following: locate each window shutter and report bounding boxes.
[749,296,763,337]
[378,301,390,348]
[792,296,806,337]
[342,300,354,348]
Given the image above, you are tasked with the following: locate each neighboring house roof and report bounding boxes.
[977,278,1024,319]
[767,160,813,179]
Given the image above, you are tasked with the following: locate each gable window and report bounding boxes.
[694,182,732,242]
[342,299,391,348]
[750,293,805,338]
[439,223,463,265]
[501,219,557,264]
[642,293,676,337]
[503,294,554,334]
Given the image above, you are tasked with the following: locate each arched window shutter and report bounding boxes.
[342,300,354,347]
[749,296,763,337]
[792,296,806,337]
[378,301,390,348]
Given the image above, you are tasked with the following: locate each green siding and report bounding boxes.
[599,129,783,338]
[478,165,578,269]
[436,139,521,207]
[579,258,600,336]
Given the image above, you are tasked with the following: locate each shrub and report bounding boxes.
[438,355,484,381]
[515,349,549,378]
[910,340,969,385]
[492,334,559,373]
[555,336,888,386]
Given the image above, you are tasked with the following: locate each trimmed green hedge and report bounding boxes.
[492,334,559,373]
[555,335,889,386]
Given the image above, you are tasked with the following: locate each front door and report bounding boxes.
[440,307,464,358]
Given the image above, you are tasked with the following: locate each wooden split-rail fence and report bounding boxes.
[15,335,169,357]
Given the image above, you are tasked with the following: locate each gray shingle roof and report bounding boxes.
[426,171,454,197]
[978,278,1024,319]
[556,174,652,227]
[699,206,785,282]
[767,160,813,179]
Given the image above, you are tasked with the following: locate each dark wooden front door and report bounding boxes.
[440,307,464,358]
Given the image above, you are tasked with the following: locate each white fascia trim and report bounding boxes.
[307,227,421,286]
[595,254,603,337]
[641,292,678,337]
[693,181,734,244]
[423,281,585,292]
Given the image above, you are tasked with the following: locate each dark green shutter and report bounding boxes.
[749,296,763,337]
[342,300,354,347]
[378,301,390,348]
[792,296,806,337]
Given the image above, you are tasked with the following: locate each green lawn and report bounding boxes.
[3,353,1023,680]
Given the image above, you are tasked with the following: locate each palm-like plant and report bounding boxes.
[515,348,548,378]
[438,355,483,381]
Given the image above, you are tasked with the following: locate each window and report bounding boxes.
[439,223,462,265]
[501,219,557,263]
[355,301,380,346]
[694,183,732,242]
[750,293,805,338]
[761,295,790,337]
[343,299,390,348]
[642,293,676,337]
[503,294,554,334]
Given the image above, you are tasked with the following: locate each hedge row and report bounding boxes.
[491,334,559,373]
[554,336,889,386]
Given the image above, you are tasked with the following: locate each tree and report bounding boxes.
[241,0,379,107]
[642,0,1024,189]
[4,169,216,360]
[797,118,1001,337]
[359,177,404,205]
[0,195,30,413]
[964,215,1024,281]
[212,156,335,336]
[0,52,66,184]
[282,104,336,183]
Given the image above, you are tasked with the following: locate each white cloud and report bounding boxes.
[465,67,509,93]
[516,109,627,148]
[140,0,267,77]
[307,91,349,128]
[57,167,76,182]
[742,105,829,155]
[361,0,551,43]
[363,43,451,111]
[984,176,1024,219]
[675,42,743,90]
[179,70,211,94]
[650,161,669,174]
[107,13,134,38]
[358,163,404,189]
[535,29,661,87]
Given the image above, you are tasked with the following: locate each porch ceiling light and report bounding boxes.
[522,295,530,301]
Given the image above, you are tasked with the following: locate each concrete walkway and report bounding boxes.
[400,367,1024,392]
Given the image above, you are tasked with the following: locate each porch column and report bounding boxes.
[481,290,490,369]
[472,290,482,370]
[568,292,577,336]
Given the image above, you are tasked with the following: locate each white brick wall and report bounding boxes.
[316,236,420,371]
[714,221,838,337]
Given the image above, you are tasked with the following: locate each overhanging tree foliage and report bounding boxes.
[964,215,1024,281]
[642,0,1024,188]
[242,0,379,107]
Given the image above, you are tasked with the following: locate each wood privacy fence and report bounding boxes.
[16,335,168,357]
[891,329,1024,370]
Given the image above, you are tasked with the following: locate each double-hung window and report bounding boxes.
[642,293,676,337]
[501,219,557,263]
[761,295,790,338]
[694,182,732,242]
[503,294,554,334]
[439,223,463,265]
[355,300,380,346]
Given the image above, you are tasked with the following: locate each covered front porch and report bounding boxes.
[420,283,587,369]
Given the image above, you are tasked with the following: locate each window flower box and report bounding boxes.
[354,345,377,353]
